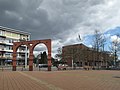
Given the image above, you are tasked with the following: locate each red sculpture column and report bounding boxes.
[48,53,51,71]
[47,40,52,71]
[29,53,34,71]
[12,53,17,71]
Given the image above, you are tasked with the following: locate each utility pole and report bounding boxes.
[25,46,27,68]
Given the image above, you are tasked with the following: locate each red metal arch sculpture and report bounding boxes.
[12,39,51,71]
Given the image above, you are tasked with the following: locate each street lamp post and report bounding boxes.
[114,51,117,67]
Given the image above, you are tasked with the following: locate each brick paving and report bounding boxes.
[0,70,120,90]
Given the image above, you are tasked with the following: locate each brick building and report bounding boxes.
[62,43,114,69]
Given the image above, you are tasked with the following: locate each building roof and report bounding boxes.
[0,26,30,35]
[63,43,88,48]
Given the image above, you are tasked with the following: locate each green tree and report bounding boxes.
[41,51,47,64]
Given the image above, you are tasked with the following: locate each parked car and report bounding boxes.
[58,64,68,70]
[39,64,48,68]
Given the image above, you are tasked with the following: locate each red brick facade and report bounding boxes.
[62,44,114,69]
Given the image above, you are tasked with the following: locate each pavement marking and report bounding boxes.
[18,71,63,90]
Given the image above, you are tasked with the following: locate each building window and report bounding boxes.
[6,31,11,37]
[9,40,12,43]
[0,30,2,35]
[1,30,5,36]
[5,39,9,43]
[12,33,18,38]
[0,45,4,50]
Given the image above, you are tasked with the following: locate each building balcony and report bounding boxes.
[19,38,27,42]
[5,50,13,52]
[0,41,13,46]
[17,50,26,53]
[17,57,25,60]
[0,56,11,59]
[5,42,13,46]
[0,50,6,53]
[0,49,13,53]
[0,35,6,38]
[0,41,6,45]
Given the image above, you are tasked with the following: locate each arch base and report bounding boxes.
[48,66,51,71]
[12,66,16,71]
[29,66,33,71]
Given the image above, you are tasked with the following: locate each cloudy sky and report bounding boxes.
[0,0,120,57]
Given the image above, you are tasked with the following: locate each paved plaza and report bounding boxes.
[0,70,120,90]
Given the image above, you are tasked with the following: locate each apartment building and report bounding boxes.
[0,26,30,65]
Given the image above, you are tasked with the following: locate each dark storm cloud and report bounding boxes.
[0,0,22,27]
[0,0,71,40]
[0,0,21,11]
[0,0,50,39]
[0,0,105,40]
[1,0,120,57]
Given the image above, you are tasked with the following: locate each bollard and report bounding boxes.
[2,67,3,71]
[21,67,23,71]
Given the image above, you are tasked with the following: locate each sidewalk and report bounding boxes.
[0,70,120,90]
[0,71,49,90]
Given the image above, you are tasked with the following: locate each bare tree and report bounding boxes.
[92,30,106,69]
[92,30,106,51]
[55,47,62,61]
[109,34,120,67]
